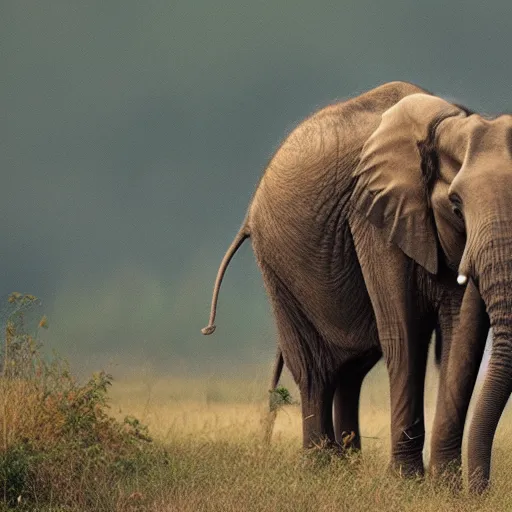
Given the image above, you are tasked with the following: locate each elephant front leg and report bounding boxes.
[430,280,489,479]
[381,325,431,477]
[363,292,431,475]
[352,224,431,476]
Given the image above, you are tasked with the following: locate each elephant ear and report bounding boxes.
[351,93,462,274]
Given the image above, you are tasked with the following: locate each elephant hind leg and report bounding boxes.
[300,377,336,449]
[276,309,337,448]
[334,349,381,451]
[261,265,338,448]
[333,379,362,451]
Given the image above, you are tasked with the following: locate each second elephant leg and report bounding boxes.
[334,374,364,451]
[334,352,381,450]
[300,379,336,448]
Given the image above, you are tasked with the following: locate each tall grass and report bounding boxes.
[1,293,512,510]
[0,293,153,510]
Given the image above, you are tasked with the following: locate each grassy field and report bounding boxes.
[2,295,512,511]
[3,359,512,511]
[109,366,512,511]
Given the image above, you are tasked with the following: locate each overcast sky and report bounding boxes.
[2,1,510,376]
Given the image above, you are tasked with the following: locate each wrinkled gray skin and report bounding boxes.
[202,81,512,492]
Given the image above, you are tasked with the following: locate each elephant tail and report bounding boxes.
[201,224,250,335]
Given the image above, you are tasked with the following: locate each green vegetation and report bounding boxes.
[1,293,512,510]
[0,293,154,510]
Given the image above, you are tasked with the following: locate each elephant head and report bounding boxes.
[352,93,512,491]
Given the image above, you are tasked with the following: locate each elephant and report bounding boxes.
[201,81,512,491]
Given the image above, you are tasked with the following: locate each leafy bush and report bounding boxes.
[0,293,153,509]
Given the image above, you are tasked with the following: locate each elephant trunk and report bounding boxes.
[467,233,512,492]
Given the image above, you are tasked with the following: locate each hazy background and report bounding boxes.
[2,1,510,378]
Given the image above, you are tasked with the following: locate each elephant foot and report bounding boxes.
[301,436,360,469]
[389,422,425,479]
[429,456,463,491]
[388,459,425,480]
[301,442,340,469]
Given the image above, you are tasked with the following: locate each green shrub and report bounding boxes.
[0,293,153,510]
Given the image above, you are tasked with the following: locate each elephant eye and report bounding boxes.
[452,204,464,220]
[449,193,464,220]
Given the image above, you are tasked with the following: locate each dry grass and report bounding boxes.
[101,366,512,512]
[108,370,392,446]
[2,294,512,511]
[2,362,512,511]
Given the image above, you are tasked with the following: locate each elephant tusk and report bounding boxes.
[457,274,468,285]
